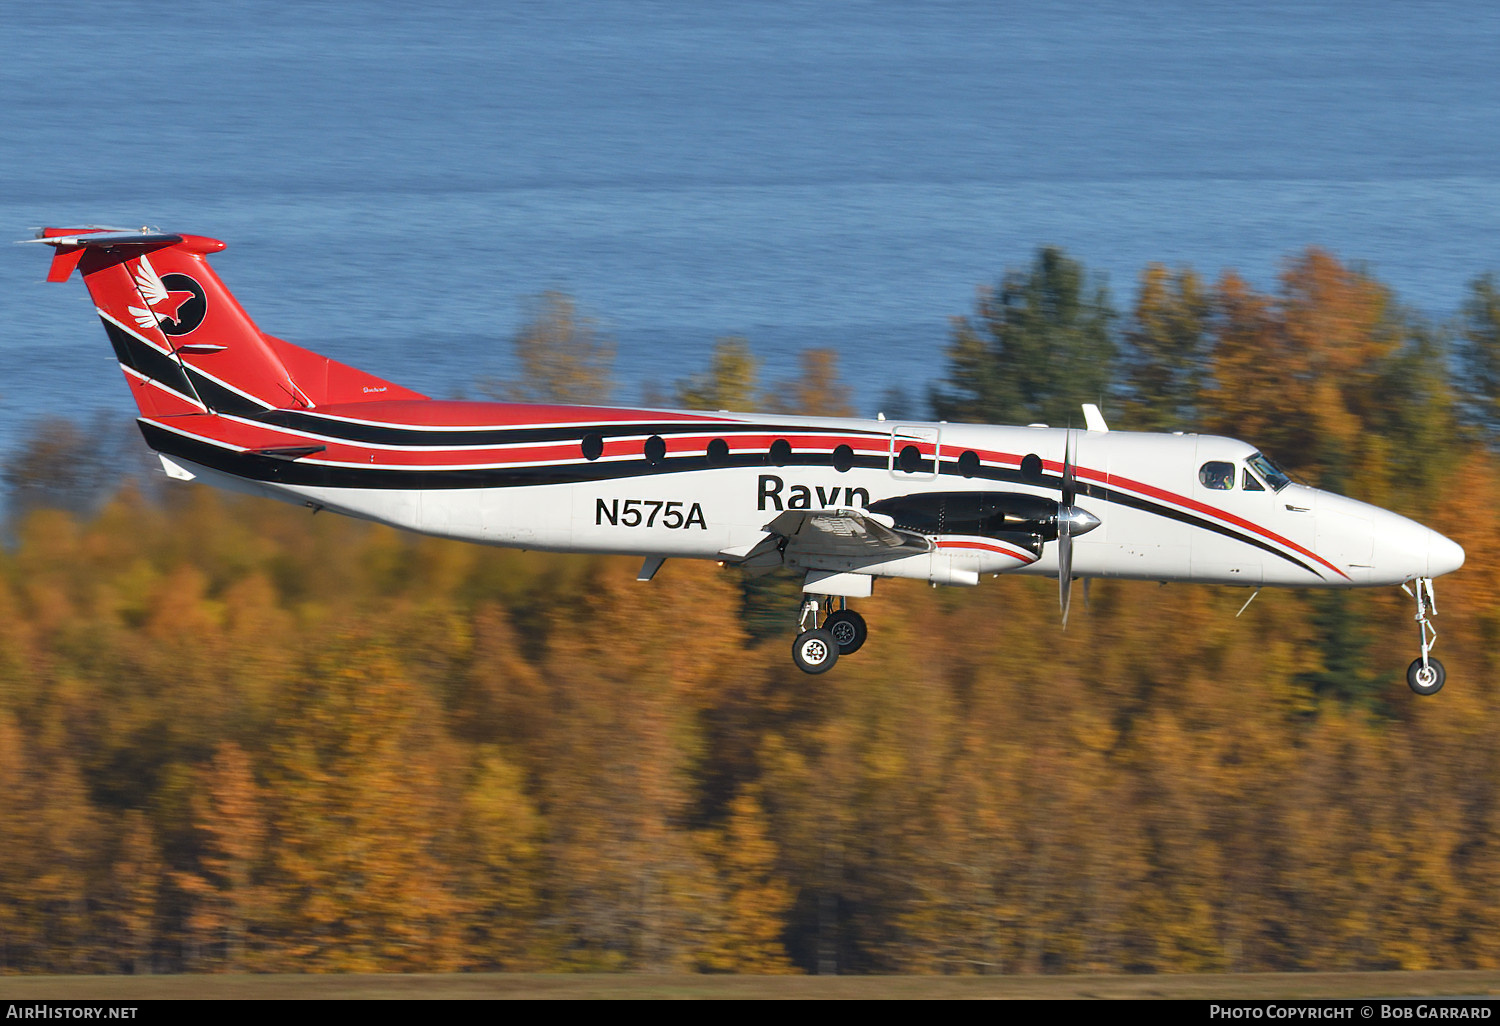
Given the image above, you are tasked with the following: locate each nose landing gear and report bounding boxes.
[791,597,868,674]
[1402,577,1445,696]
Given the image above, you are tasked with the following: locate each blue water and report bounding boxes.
[3,1,1498,455]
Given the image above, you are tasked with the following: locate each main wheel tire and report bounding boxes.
[823,609,868,655]
[792,628,840,675]
[1407,657,1446,696]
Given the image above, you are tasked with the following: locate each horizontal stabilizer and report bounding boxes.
[20,229,183,249]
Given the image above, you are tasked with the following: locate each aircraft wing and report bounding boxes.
[723,508,931,572]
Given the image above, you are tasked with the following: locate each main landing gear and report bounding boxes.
[1402,577,1445,696]
[792,597,867,674]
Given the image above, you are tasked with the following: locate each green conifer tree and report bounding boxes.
[932,247,1115,427]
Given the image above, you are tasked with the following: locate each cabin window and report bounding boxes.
[706,438,730,466]
[958,450,981,478]
[897,444,928,473]
[1199,461,1235,490]
[1243,468,1265,491]
[770,438,792,466]
[1021,453,1044,483]
[645,435,667,465]
[581,433,604,461]
[832,444,854,472]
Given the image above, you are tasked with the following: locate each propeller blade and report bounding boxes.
[1052,429,1100,627]
[1059,428,1076,626]
[1059,516,1074,626]
[1061,428,1077,508]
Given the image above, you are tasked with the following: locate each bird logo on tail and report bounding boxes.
[129,256,207,336]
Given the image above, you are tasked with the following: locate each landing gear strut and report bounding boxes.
[1402,577,1445,696]
[791,597,868,673]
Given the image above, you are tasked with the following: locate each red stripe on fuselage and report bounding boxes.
[961,446,1346,580]
[1070,461,1345,580]
[147,414,895,471]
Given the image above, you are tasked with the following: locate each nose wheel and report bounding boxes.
[1406,657,1445,696]
[1402,577,1445,696]
[792,598,869,673]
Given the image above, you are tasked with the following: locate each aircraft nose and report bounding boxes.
[1364,505,1464,584]
[1428,530,1465,578]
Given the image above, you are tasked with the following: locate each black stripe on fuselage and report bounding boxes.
[140,421,895,489]
[1091,483,1321,578]
[243,409,889,448]
[937,458,1322,578]
[140,422,1323,578]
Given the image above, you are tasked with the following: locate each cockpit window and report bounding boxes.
[1246,452,1291,492]
[1243,468,1265,491]
[1199,461,1235,490]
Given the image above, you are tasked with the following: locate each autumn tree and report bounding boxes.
[1121,264,1213,431]
[457,746,547,969]
[673,336,761,411]
[672,338,852,418]
[696,792,797,973]
[763,348,855,419]
[1203,250,1456,510]
[1278,250,1404,497]
[0,713,104,972]
[1199,268,1301,461]
[108,810,164,974]
[1457,272,1500,442]
[174,742,270,971]
[3,413,150,524]
[479,291,615,405]
[446,602,549,753]
[531,560,785,971]
[259,634,469,972]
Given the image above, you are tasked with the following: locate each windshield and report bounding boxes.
[1246,452,1292,492]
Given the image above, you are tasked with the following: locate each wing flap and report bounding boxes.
[754,508,931,563]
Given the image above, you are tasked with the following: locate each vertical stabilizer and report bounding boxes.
[28,227,423,419]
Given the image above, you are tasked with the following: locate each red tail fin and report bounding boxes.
[31,227,424,419]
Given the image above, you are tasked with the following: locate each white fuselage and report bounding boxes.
[171,410,1463,593]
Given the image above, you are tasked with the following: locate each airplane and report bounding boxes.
[25,227,1466,693]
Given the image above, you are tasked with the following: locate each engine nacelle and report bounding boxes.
[868,491,1054,548]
